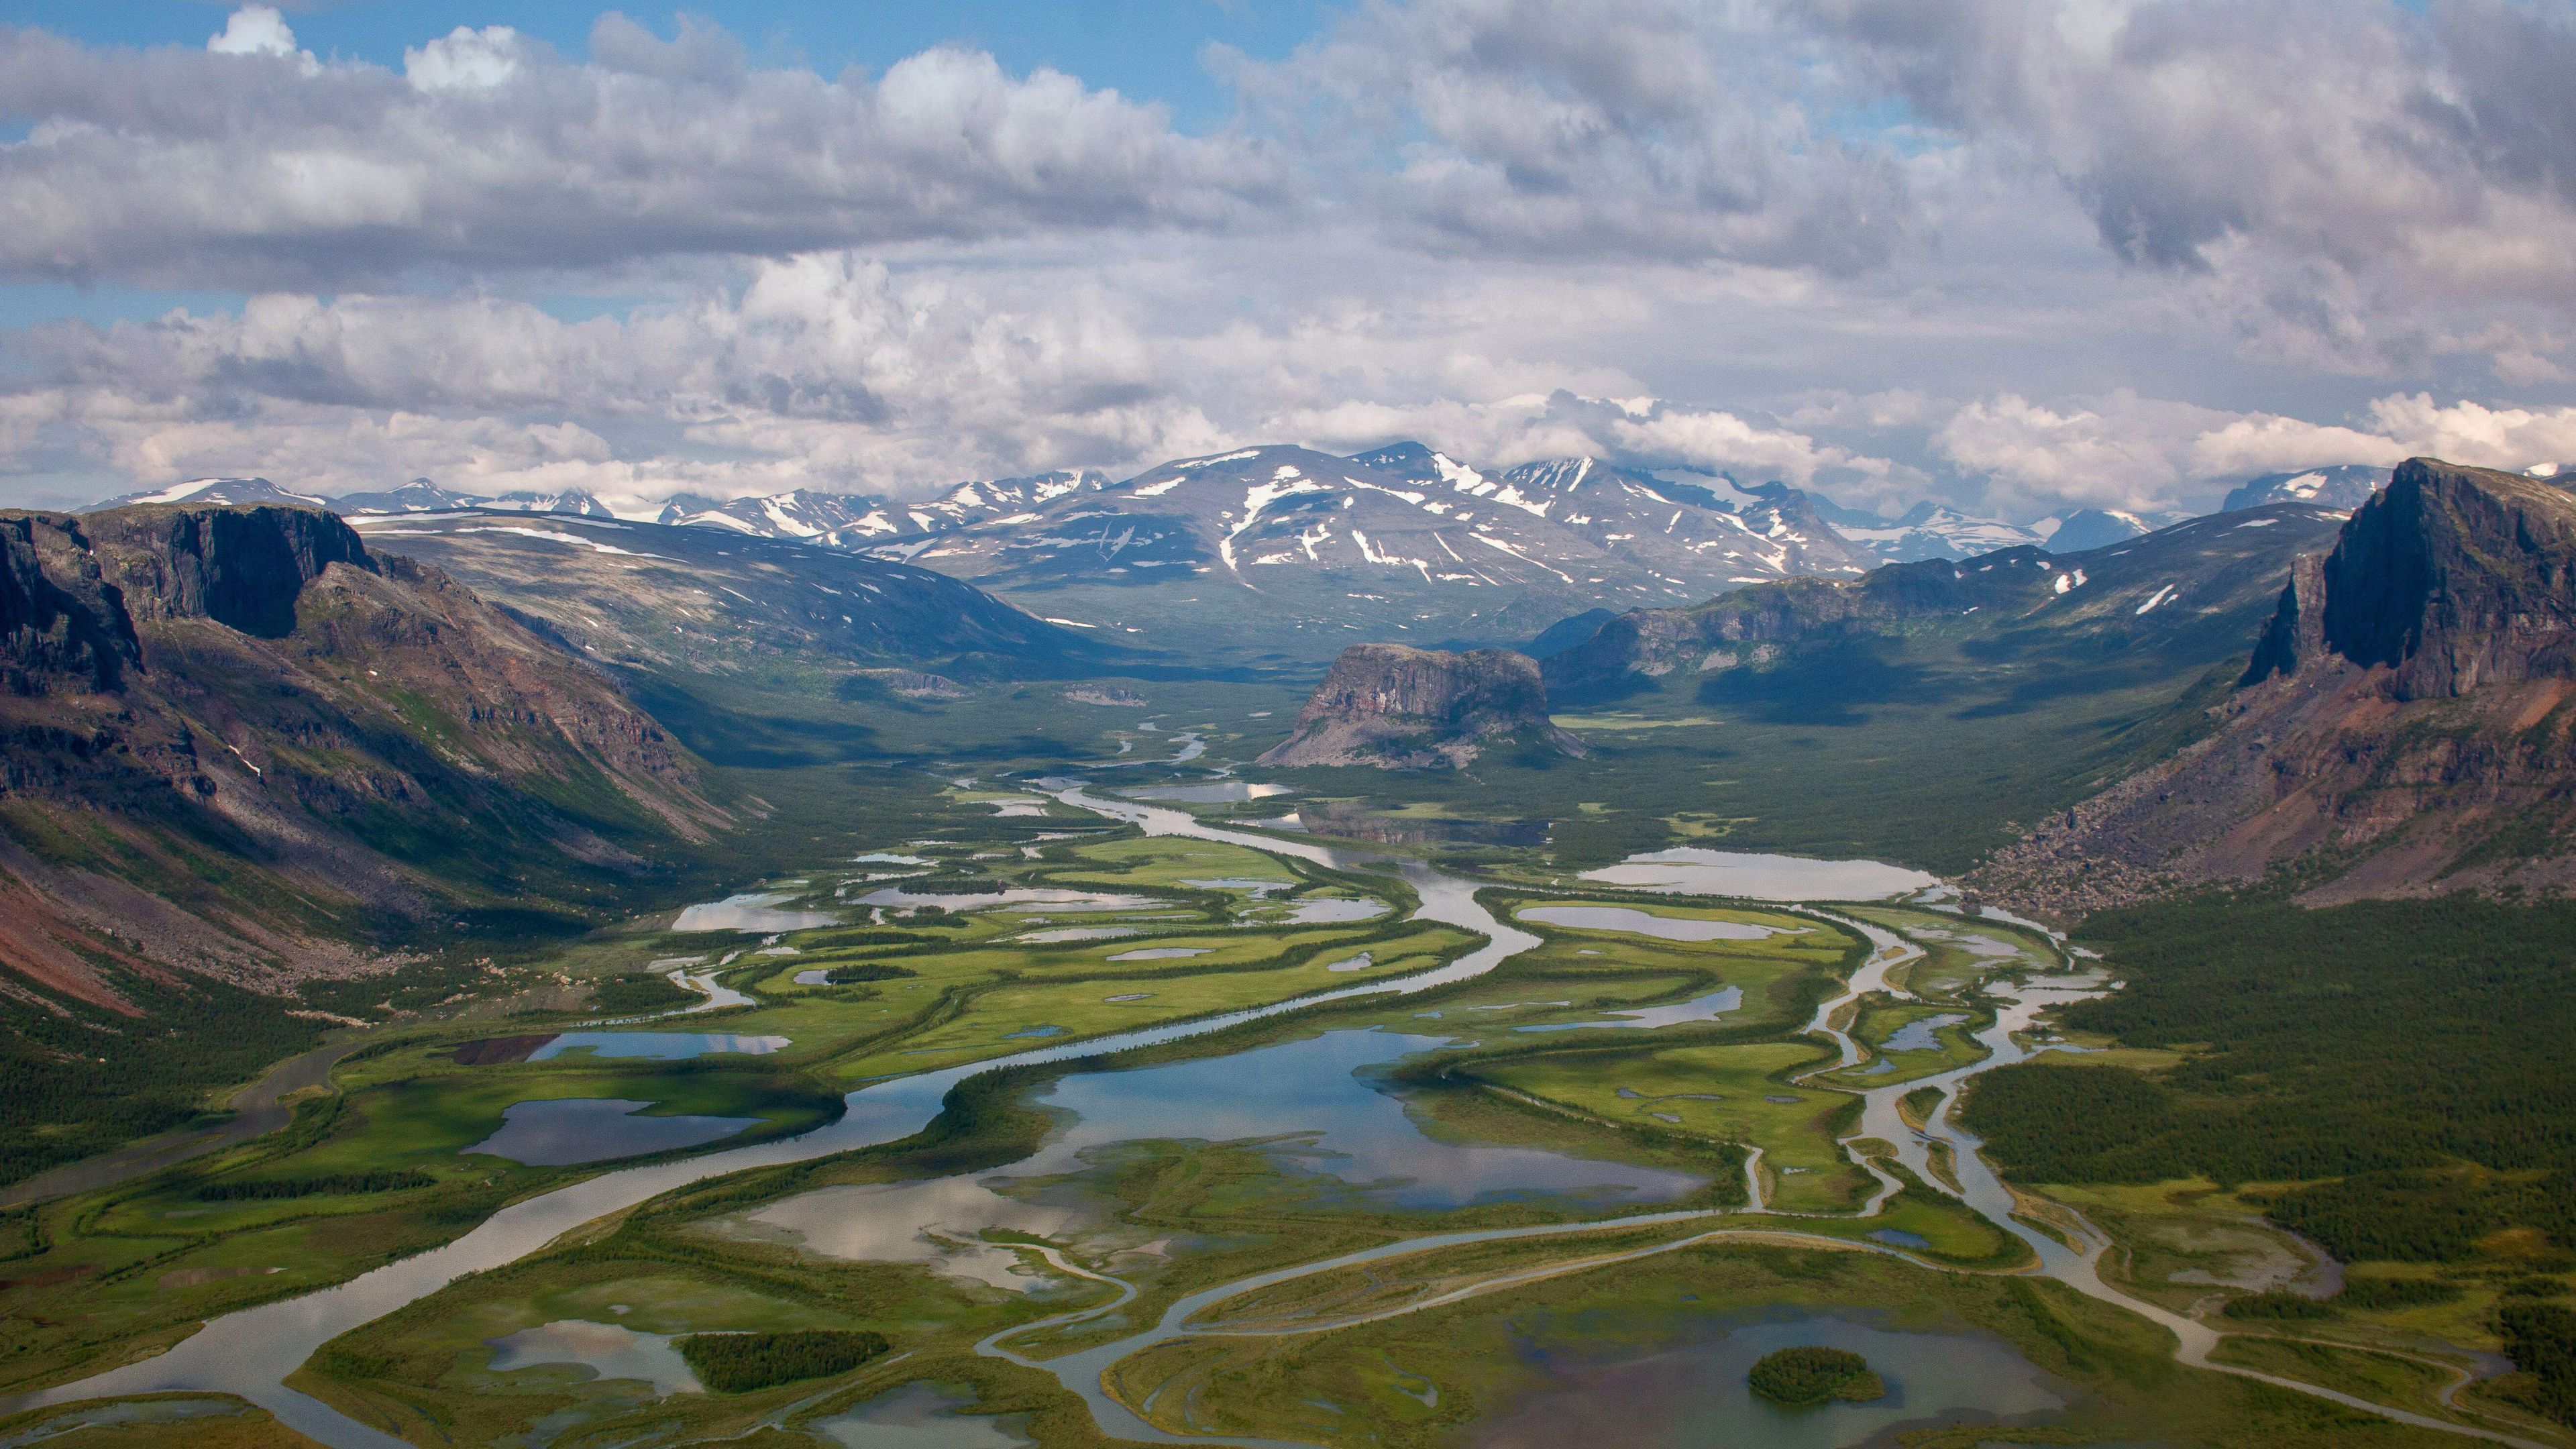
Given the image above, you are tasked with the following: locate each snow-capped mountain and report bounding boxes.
[655,488,887,539]
[1821,498,2047,564]
[833,471,1114,545]
[330,480,617,517]
[2035,507,2155,553]
[2219,464,2389,513]
[331,479,484,513]
[849,443,1872,659]
[87,476,330,511]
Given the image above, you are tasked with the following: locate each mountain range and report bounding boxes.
[93,448,2308,663]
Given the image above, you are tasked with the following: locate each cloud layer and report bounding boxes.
[0,1,2571,517]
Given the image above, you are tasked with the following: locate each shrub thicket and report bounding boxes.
[677,1330,889,1393]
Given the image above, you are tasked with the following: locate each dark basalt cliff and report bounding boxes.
[0,504,716,1010]
[2247,459,2576,698]
[1978,459,2576,916]
[1261,643,1585,768]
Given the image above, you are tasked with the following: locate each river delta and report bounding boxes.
[0,777,2556,1449]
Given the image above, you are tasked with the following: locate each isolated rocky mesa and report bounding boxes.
[1260,643,1585,769]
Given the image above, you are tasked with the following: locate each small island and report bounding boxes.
[1748,1346,1887,1407]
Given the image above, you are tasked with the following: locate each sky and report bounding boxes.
[1,0,2574,520]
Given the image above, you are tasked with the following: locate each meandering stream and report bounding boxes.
[3,792,2544,1448]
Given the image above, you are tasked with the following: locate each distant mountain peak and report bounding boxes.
[88,476,329,511]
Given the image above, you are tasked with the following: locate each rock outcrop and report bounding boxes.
[1260,643,1585,768]
[0,504,718,1008]
[1976,459,2576,918]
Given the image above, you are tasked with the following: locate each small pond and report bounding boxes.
[1472,1311,2063,1449]
[1882,1014,1968,1053]
[1517,906,1794,941]
[462,1099,761,1166]
[484,1320,699,1395]
[672,892,838,932]
[530,1032,791,1061]
[1580,849,1939,902]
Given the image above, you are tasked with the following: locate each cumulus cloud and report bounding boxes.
[1801,0,2576,366]
[1,2,2571,520]
[0,14,1285,290]
[1228,0,1915,272]
[1933,388,2576,513]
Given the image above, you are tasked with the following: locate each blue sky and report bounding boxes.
[0,1,1317,124]
[0,0,2571,516]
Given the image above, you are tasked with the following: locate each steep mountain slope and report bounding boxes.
[341,508,1108,688]
[1976,459,2576,916]
[854,443,1868,660]
[0,504,718,999]
[1260,643,1582,768]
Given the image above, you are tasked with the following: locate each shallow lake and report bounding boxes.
[1119,782,1294,803]
[461,1099,761,1167]
[671,891,839,932]
[1010,1029,1703,1210]
[857,887,1160,912]
[483,1320,699,1396]
[1279,897,1387,924]
[729,1177,1078,1293]
[1517,906,1794,941]
[812,1383,1031,1448]
[529,1032,790,1061]
[1580,849,1939,902]
[1472,1311,2063,1449]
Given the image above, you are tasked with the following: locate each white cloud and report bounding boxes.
[405,26,524,93]
[205,4,317,76]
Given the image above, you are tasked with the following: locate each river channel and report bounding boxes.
[4,790,2543,1449]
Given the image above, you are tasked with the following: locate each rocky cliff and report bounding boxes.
[1260,643,1585,768]
[0,504,718,1010]
[1976,459,2576,917]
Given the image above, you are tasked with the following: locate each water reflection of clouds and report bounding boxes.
[1016,1030,1701,1208]
[1582,849,1937,902]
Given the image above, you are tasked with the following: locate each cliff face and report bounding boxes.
[0,504,717,1010]
[1978,459,2576,918]
[1260,643,1585,768]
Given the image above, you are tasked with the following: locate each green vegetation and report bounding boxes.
[2494,1303,2576,1427]
[2221,1291,2337,1321]
[824,964,916,983]
[1746,1344,1885,1405]
[676,1328,890,1392]
[1962,896,2576,1265]
[196,1171,435,1201]
[588,972,696,1014]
